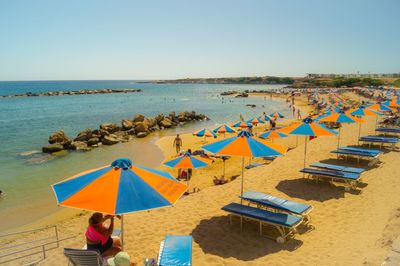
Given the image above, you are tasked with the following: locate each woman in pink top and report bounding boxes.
[86,212,122,257]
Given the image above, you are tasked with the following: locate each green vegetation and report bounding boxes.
[151,76,295,85]
[304,77,384,87]
[393,79,400,87]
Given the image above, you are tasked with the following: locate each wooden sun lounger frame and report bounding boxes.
[225,210,303,244]
[303,169,361,191]
[242,198,313,225]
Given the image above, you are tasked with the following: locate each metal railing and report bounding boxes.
[0,225,75,265]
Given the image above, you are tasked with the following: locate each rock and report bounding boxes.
[48,130,71,146]
[177,115,186,122]
[159,118,173,128]
[134,122,149,133]
[155,113,164,123]
[69,141,90,151]
[100,123,120,133]
[42,143,65,153]
[87,137,100,146]
[102,135,119,145]
[168,112,176,121]
[121,119,133,130]
[143,118,156,128]
[74,128,92,141]
[125,129,136,135]
[133,114,145,123]
[136,132,149,138]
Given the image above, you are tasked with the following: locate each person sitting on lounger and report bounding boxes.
[213,175,227,185]
[86,212,122,257]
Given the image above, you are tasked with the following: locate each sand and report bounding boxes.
[3,92,400,266]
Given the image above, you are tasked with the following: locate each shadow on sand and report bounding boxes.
[191,215,302,261]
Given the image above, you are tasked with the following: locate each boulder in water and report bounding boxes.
[48,130,71,146]
[134,122,149,133]
[74,128,92,141]
[159,118,173,128]
[69,141,91,151]
[42,143,65,153]
[121,119,133,130]
[87,137,100,146]
[133,114,145,123]
[102,135,119,145]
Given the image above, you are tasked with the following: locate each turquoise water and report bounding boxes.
[0,81,289,229]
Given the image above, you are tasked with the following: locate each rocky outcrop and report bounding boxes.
[1,88,142,98]
[43,110,209,154]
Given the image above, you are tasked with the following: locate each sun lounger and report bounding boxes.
[240,191,313,223]
[300,168,361,191]
[310,162,366,174]
[338,146,381,156]
[375,127,400,134]
[245,163,264,169]
[263,156,276,161]
[157,235,192,266]
[359,135,399,149]
[332,148,381,166]
[64,248,106,266]
[221,202,303,243]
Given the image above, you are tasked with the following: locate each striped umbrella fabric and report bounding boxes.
[270,112,285,118]
[192,128,217,138]
[259,130,288,140]
[213,124,236,134]
[233,121,253,128]
[350,106,382,117]
[368,103,395,112]
[246,117,265,125]
[52,158,187,214]
[164,152,211,169]
[202,131,287,200]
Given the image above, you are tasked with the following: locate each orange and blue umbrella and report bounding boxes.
[260,130,288,140]
[278,117,337,175]
[261,115,273,121]
[368,103,395,112]
[233,121,253,128]
[52,158,187,246]
[246,117,265,125]
[202,130,287,200]
[164,152,211,169]
[382,100,400,108]
[192,128,217,138]
[350,106,383,140]
[213,124,236,134]
[270,112,285,118]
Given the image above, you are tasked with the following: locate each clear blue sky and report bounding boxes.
[0,0,399,80]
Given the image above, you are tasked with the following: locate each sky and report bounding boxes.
[0,0,399,81]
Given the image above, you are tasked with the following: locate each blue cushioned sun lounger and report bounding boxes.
[245,163,264,169]
[359,135,399,149]
[158,235,192,266]
[222,202,303,243]
[310,162,366,174]
[300,168,361,190]
[240,191,313,223]
[375,127,400,134]
[331,149,380,166]
[338,147,381,156]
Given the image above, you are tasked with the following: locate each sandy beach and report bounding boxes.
[3,92,400,266]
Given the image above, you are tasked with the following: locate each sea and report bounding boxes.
[0,80,291,230]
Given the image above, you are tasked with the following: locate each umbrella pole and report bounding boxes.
[302,136,307,178]
[223,159,226,177]
[296,135,298,147]
[121,215,124,249]
[358,123,361,145]
[240,157,244,204]
[375,116,378,134]
[337,126,341,150]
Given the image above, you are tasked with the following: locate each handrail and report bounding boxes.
[0,225,75,265]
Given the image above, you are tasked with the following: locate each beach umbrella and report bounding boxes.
[164,152,211,189]
[279,117,337,177]
[270,112,285,118]
[246,117,265,125]
[192,128,217,140]
[52,158,187,248]
[368,103,395,112]
[319,111,363,149]
[213,124,236,134]
[382,100,400,108]
[201,130,287,202]
[350,106,383,140]
[259,130,288,141]
[260,115,272,121]
[233,121,253,128]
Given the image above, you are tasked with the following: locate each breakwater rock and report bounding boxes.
[1,88,142,98]
[42,111,210,153]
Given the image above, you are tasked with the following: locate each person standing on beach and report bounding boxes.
[297,109,302,120]
[292,106,296,117]
[173,134,183,155]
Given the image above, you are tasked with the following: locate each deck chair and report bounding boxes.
[338,146,381,156]
[300,167,361,191]
[64,248,106,266]
[157,235,192,266]
[221,202,303,243]
[375,127,400,134]
[240,191,313,224]
[245,163,264,169]
[359,135,398,149]
[331,148,380,166]
[310,162,366,174]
